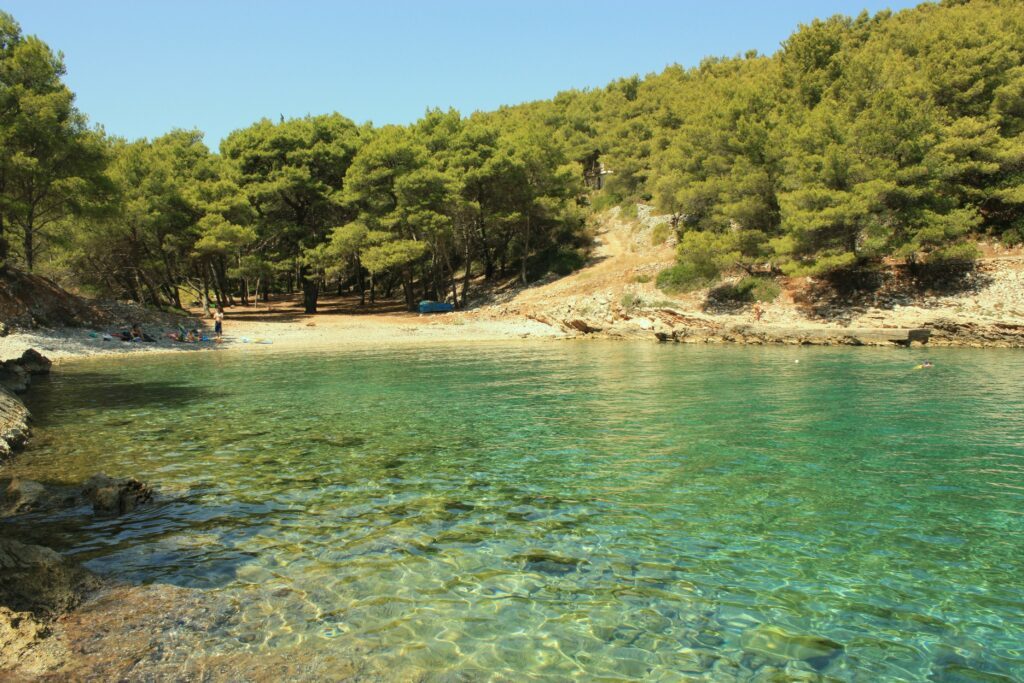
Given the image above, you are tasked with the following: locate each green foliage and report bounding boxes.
[673,230,740,283]
[619,203,638,219]
[8,0,1023,307]
[710,276,781,304]
[651,223,670,245]
[620,291,644,310]
[0,11,113,272]
[361,239,428,274]
[656,263,713,294]
[533,245,587,278]
[589,192,619,213]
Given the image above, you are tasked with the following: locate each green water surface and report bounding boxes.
[6,343,1024,680]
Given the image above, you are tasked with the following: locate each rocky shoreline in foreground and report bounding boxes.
[0,350,161,677]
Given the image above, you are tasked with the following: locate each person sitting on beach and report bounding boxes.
[130,323,157,342]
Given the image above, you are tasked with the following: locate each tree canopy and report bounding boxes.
[2,0,1021,306]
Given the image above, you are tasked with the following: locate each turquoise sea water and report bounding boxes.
[6,343,1024,680]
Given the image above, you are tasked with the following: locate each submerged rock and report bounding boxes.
[511,550,589,576]
[1,477,46,516]
[740,624,844,671]
[82,473,154,515]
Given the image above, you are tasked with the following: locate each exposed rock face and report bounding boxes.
[926,317,1024,347]
[0,539,100,618]
[0,606,61,674]
[0,387,30,460]
[0,541,95,675]
[82,474,154,515]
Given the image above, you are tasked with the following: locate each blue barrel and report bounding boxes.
[418,300,455,314]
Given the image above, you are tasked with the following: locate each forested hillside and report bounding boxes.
[0,0,1021,313]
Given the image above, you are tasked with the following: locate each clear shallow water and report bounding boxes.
[6,343,1024,680]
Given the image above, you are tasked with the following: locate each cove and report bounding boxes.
[6,342,1024,680]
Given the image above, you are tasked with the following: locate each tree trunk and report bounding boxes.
[356,256,366,305]
[213,257,233,306]
[520,214,531,285]
[0,212,8,266]
[480,216,494,280]
[460,228,473,307]
[22,221,34,272]
[402,268,416,311]
[200,266,212,314]
[300,264,318,314]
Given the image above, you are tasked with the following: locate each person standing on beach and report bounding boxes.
[214,306,224,339]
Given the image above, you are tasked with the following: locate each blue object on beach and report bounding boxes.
[418,300,455,314]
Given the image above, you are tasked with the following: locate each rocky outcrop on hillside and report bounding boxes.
[477,207,1024,348]
[0,267,114,330]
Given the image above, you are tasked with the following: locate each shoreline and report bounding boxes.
[0,304,1021,367]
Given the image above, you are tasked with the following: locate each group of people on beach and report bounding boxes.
[107,323,156,342]
[168,306,225,343]
[105,306,226,344]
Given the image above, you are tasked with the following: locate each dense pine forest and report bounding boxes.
[0,0,1021,313]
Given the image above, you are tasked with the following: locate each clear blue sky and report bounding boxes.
[6,0,924,150]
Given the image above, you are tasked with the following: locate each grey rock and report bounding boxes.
[0,361,29,393]
[0,387,30,460]
[82,473,154,515]
[18,349,51,375]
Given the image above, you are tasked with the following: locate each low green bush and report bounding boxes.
[530,245,588,279]
[589,192,619,213]
[708,276,781,303]
[620,291,644,310]
[651,223,670,246]
[656,263,714,293]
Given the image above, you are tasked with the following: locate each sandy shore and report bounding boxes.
[0,304,567,363]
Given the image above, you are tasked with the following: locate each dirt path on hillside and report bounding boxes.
[485,209,677,314]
